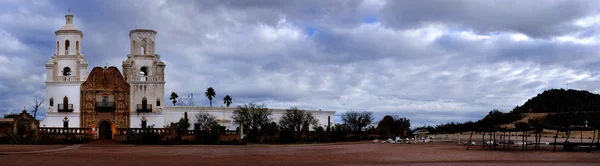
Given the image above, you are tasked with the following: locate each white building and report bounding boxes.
[40,12,335,139]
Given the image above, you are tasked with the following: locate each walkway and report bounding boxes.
[0,144,81,155]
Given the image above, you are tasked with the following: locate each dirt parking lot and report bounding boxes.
[1,141,599,166]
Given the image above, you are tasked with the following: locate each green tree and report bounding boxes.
[223,95,232,107]
[376,116,395,138]
[175,117,190,132]
[205,87,216,107]
[170,92,179,106]
[3,113,18,118]
[231,103,272,141]
[341,111,374,132]
[279,107,319,132]
[195,112,218,131]
[261,122,279,137]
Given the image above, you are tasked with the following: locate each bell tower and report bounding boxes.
[42,11,88,127]
[122,29,166,119]
[46,11,89,82]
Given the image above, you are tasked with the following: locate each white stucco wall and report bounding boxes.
[40,112,80,128]
[129,83,165,113]
[46,83,82,113]
[162,106,335,131]
[130,113,165,128]
[46,65,54,82]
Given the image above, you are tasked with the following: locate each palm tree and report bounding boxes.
[170,92,179,106]
[205,87,216,107]
[223,95,232,107]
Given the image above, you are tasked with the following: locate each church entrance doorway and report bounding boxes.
[98,121,112,140]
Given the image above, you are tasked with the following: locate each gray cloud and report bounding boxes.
[379,0,600,38]
[1,0,600,128]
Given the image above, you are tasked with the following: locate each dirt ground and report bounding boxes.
[0,145,68,152]
[1,141,600,166]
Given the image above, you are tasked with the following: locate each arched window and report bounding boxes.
[141,46,145,55]
[156,98,161,106]
[76,41,79,53]
[49,97,54,106]
[56,41,59,54]
[63,67,72,76]
[140,67,148,76]
[65,40,70,54]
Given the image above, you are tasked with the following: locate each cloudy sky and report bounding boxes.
[2,0,600,127]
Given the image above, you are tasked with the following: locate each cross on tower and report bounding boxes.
[68,8,71,13]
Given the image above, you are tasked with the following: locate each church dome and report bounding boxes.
[59,23,79,31]
[55,11,81,33]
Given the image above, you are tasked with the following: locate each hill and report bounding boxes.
[512,89,600,113]
[425,89,600,134]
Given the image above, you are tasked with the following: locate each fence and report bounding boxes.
[113,128,241,144]
[37,128,92,144]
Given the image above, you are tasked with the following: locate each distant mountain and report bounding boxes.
[512,89,600,113]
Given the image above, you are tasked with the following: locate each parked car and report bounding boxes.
[485,141,498,145]
[387,138,396,144]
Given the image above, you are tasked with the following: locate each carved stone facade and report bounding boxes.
[80,67,130,133]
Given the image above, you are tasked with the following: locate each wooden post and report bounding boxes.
[553,129,559,152]
[533,129,537,150]
[466,130,474,150]
[536,130,540,150]
[525,131,528,151]
[580,130,583,143]
[588,130,595,153]
[482,132,485,149]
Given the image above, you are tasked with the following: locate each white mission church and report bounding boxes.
[40,12,335,136]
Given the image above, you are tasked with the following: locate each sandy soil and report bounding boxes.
[1,141,599,166]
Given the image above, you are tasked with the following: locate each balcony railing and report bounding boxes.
[95,102,116,112]
[136,104,152,113]
[54,76,81,82]
[128,76,162,82]
[58,104,74,112]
